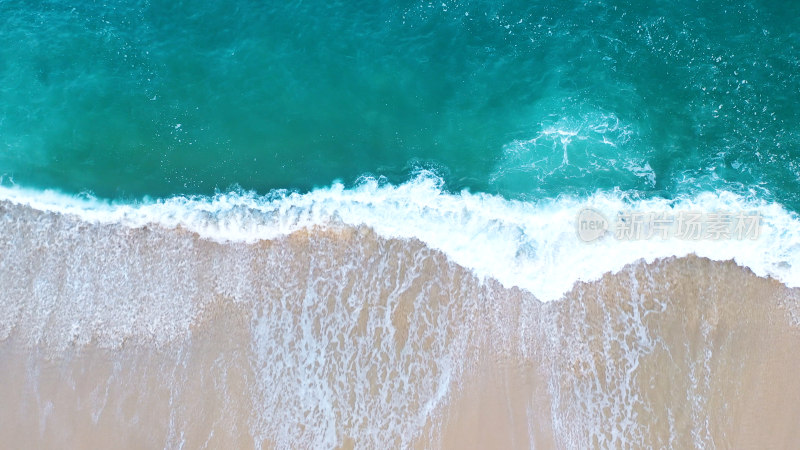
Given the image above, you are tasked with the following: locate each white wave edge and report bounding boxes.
[1,175,799,302]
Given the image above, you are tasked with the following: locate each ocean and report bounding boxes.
[1,0,799,448]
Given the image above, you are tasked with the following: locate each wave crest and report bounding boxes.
[1,175,799,301]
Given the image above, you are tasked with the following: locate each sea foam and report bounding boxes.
[1,173,798,301]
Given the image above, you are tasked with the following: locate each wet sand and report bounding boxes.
[1,200,799,448]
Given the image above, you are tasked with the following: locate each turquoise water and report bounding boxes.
[1,0,799,207]
[3,4,800,446]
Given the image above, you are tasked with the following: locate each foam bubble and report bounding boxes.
[1,174,798,301]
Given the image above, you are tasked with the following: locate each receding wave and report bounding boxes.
[1,188,800,448]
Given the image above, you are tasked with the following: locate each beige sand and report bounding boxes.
[1,201,799,448]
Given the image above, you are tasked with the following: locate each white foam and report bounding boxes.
[1,173,799,302]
